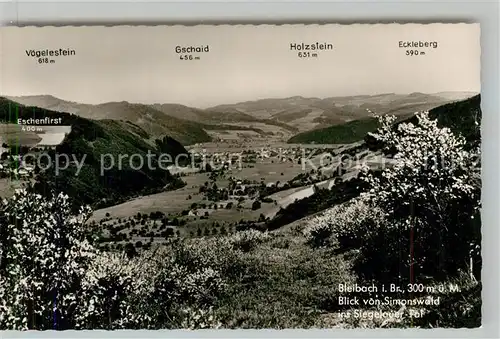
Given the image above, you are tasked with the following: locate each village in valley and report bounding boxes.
[0,123,382,253]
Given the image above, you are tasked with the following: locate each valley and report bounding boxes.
[0,91,478,251]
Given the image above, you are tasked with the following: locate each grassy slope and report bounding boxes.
[200,123,265,135]
[46,121,188,209]
[266,179,368,231]
[215,232,357,328]
[236,95,482,328]
[288,118,380,144]
[271,108,314,123]
[103,103,212,146]
[413,94,480,144]
[203,107,299,133]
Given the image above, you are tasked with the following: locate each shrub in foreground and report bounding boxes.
[360,112,481,281]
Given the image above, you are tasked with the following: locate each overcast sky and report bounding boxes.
[0,24,480,108]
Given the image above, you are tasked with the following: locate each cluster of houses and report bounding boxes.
[253,146,321,164]
[189,149,243,171]
[187,177,262,218]
[0,153,35,178]
[185,145,332,173]
[0,129,67,179]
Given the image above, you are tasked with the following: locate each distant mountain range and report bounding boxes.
[5,91,477,145]
[206,91,476,127]
[288,94,481,145]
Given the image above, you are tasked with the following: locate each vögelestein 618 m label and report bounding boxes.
[25,48,76,64]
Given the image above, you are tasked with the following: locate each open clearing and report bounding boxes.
[91,173,230,220]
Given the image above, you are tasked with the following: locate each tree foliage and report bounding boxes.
[0,190,97,330]
[0,190,227,330]
[359,111,481,281]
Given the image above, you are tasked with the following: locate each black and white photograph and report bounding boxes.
[0,24,481,330]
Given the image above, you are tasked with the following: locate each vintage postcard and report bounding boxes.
[0,24,481,330]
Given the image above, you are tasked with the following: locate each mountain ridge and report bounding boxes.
[287,94,480,145]
[6,91,477,137]
[0,97,188,209]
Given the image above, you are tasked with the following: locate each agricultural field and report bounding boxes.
[90,138,365,238]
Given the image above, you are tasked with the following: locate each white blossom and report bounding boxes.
[228,229,271,252]
[303,198,385,247]
[361,111,480,226]
[0,190,97,330]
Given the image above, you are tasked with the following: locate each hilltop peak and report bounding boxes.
[407,92,427,97]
